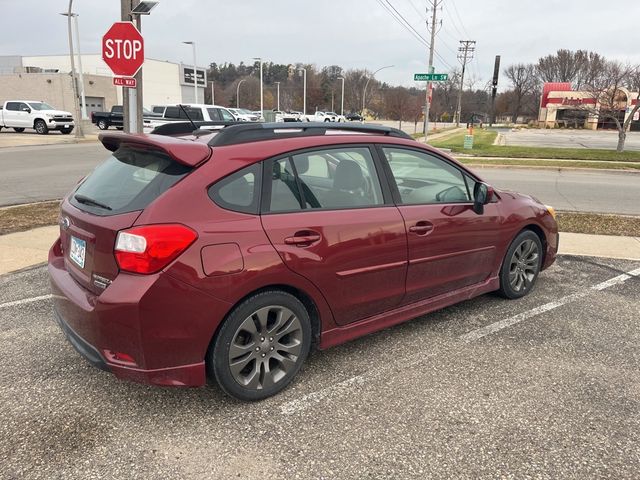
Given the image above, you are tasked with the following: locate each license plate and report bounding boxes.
[64,124,69,128]
[69,236,86,269]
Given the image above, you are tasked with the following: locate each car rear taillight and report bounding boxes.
[114,224,197,274]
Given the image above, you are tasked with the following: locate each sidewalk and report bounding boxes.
[1,225,638,276]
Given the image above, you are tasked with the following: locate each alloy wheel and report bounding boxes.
[228,305,303,390]
[508,239,539,292]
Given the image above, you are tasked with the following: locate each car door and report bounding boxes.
[260,145,408,326]
[378,145,502,304]
[4,102,25,127]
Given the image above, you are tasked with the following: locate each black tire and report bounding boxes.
[34,119,48,135]
[60,128,73,135]
[97,119,109,130]
[498,230,543,299]
[13,127,25,133]
[209,290,312,401]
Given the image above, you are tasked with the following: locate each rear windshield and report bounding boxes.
[70,146,191,216]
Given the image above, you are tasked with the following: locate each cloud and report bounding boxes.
[1,0,639,89]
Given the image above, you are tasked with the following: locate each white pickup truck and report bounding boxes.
[0,100,75,134]
[303,111,337,122]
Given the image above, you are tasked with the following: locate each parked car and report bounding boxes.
[345,112,364,122]
[144,104,239,132]
[274,110,303,122]
[92,106,162,130]
[228,108,260,122]
[304,111,337,122]
[326,111,346,122]
[91,105,123,130]
[49,122,558,401]
[0,100,74,134]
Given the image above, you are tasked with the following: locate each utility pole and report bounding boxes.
[275,82,280,111]
[210,81,215,105]
[455,40,476,127]
[423,0,441,142]
[64,0,84,138]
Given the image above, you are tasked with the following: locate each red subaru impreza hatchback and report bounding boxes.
[49,122,558,400]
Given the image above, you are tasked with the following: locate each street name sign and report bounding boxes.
[414,73,448,82]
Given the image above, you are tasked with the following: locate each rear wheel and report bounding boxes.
[498,230,543,299]
[97,119,109,130]
[34,119,48,135]
[13,127,25,133]
[209,290,311,401]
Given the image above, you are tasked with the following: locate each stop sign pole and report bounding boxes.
[119,0,143,133]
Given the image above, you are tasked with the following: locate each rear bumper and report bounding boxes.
[48,238,232,387]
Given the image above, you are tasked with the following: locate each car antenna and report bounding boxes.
[178,104,198,132]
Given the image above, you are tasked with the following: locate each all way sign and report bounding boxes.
[414,73,448,82]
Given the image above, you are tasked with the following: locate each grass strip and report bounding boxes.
[430,130,640,162]
[0,201,60,236]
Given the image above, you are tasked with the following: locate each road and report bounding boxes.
[499,128,640,151]
[0,142,638,215]
[1,256,639,478]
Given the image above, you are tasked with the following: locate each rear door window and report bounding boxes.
[164,106,180,119]
[70,146,191,216]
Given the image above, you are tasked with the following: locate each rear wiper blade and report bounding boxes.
[74,194,112,211]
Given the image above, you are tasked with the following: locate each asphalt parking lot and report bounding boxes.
[1,255,639,479]
[499,128,640,151]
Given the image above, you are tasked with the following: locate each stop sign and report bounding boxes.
[102,22,144,77]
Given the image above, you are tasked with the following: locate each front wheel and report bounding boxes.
[498,230,543,299]
[13,127,25,133]
[34,119,48,135]
[97,119,109,130]
[209,290,312,401]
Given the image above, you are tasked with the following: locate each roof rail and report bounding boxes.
[150,121,239,136]
[207,122,414,146]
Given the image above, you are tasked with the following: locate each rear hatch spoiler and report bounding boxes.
[99,132,212,167]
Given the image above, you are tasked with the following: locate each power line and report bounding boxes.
[404,0,426,20]
[450,1,471,38]
[375,0,429,47]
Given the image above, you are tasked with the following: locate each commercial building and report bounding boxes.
[0,54,207,117]
[538,82,640,130]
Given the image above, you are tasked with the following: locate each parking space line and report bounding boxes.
[0,294,53,309]
[459,267,640,343]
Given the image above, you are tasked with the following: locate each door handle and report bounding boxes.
[409,221,434,235]
[284,230,321,246]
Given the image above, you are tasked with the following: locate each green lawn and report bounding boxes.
[429,130,640,162]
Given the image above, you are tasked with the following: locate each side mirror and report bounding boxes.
[473,182,493,215]
[22,107,31,113]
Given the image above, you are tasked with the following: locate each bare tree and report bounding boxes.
[536,49,607,89]
[504,63,539,123]
[575,61,640,152]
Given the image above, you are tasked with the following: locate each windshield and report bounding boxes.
[28,102,56,110]
[240,109,254,115]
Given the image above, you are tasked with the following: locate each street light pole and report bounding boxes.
[338,76,345,116]
[275,82,280,111]
[183,41,198,103]
[252,57,263,119]
[61,12,88,120]
[236,79,246,108]
[62,1,83,138]
[362,65,393,117]
[299,67,307,116]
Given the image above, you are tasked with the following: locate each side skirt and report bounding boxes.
[319,276,500,349]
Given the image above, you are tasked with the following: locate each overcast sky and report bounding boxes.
[2,0,640,88]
